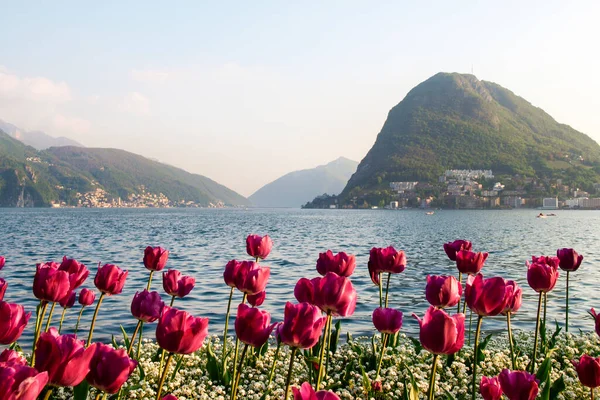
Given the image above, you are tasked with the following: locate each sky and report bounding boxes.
[1,1,599,196]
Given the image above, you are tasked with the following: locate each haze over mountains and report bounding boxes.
[0,119,83,150]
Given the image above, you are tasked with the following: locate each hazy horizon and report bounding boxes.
[2,1,599,196]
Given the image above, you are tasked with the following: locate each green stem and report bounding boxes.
[566,271,570,333]
[43,387,53,400]
[232,293,248,382]
[95,393,103,400]
[30,301,48,366]
[283,348,298,400]
[147,270,154,291]
[136,321,144,359]
[462,290,468,315]
[472,315,483,400]
[324,316,333,377]
[543,292,548,331]
[74,305,85,336]
[384,273,392,308]
[127,320,142,355]
[86,292,105,347]
[378,272,383,308]
[267,341,282,387]
[45,302,57,332]
[592,387,595,400]
[156,352,174,400]
[428,353,439,400]
[457,272,462,313]
[468,308,473,345]
[531,291,543,373]
[169,296,176,307]
[231,344,249,400]
[507,312,516,370]
[375,333,388,379]
[58,306,68,334]
[222,287,235,369]
[315,313,332,390]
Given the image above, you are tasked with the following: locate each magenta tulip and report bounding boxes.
[278,302,326,349]
[162,396,178,400]
[573,354,600,388]
[456,250,488,275]
[316,250,356,277]
[292,382,341,400]
[0,278,6,302]
[224,260,242,287]
[0,301,31,345]
[425,275,462,308]
[0,349,27,365]
[94,263,128,295]
[443,239,472,261]
[58,257,89,290]
[368,246,406,285]
[144,246,169,272]
[34,328,95,387]
[294,277,320,304]
[162,269,195,298]
[248,290,266,307]
[526,256,559,293]
[33,262,71,303]
[294,273,357,317]
[480,376,502,400]
[78,288,96,306]
[498,369,539,400]
[234,261,270,295]
[556,248,583,272]
[0,363,48,400]
[131,290,164,323]
[86,343,137,394]
[372,307,403,334]
[59,291,76,309]
[590,308,600,338]
[156,306,209,354]
[246,234,273,260]
[235,304,276,348]
[0,256,4,270]
[465,274,508,317]
[412,306,465,355]
[502,280,522,315]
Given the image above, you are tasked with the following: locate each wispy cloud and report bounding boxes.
[130,69,170,84]
[0,66,71,102]
[119,92,151,115]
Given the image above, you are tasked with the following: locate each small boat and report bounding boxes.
[425,211,434,215]
[537,213,547,218]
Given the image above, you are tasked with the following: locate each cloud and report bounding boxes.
[119,92,150,115]
[130,69,170,83]
[53,114,91,134]
[0,67,72,102]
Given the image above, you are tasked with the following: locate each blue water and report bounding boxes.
[1,208,599,348]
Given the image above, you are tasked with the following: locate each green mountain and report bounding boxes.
[249,157,358,207]
[339,72,600,205]
[0,130,249,207]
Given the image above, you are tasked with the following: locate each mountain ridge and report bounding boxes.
[0,119,83,150]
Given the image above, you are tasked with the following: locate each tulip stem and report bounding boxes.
[157,352,174,400]
[136,321,144,359]
[506,312,516,370]
[472,315,483,400]
[58,306,68,334]
[128,320,142,355]
[231,344,249,400]
[462,291,468,316]
[170,296,176,307]
[375,333,388,379]
[222,287,235,370]
[95,393,103,400]
[45,302,57,332]
[43,388,53,400]
[324,316,333,377]
[74,305,85,336]
[267,340,281,387]
[566,271,570,333]
[315,312,332,390]
[531,291,543,373]
[232,293,247,384]
[468,308,473,346]
[284,347,298,400]
[384,273,391,308]
[591,387,595,400]
[87,292,105,347]
[31,301,49,366]
[427,353,439,400]
[456,272,462,313]
[543,292,548,333]
[378,272,383,308]
[147,270,154,291]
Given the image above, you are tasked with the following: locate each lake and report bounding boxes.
[1,208,599,348]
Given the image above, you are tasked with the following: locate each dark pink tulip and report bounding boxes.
[314,272,357,317]
[224,260,242,288]
[498,369,539,400]
[294,277,320,305]
[33,262,71,303]
[456,250,488,275]
[316,250,356,277]
[162,396,178,400]
[502,280,522,315]
[0,301,31,345]
[590,308,600,338]
[412,306,465,355]
[526,256,559,293]
[556,248,583,272]
[480,376,502,400]
[425,275,462,308]
[234,261,270,296]
[573,354,600,388]
[235,304,276,348]
[34,327,95,387]
[156,306,209,354]
[94,263,128,295]
[0,349,27,365]
[246,234,273,260]
[162,269,195,298]
[248,290,266,307]
[143,246,169,272]
[372,307,403,334]
[465,274,509,317]
[86,343,137,394]
[131,290,164,323]
[58,257,90,290]
[59,291,76,309]
[0,363,48,400]
[443,240,472,261]
[0,278,6,302]
[0,256,4,270]
[278,302,326,349]
[292,381,341,400]
[78,288,96,306]
[368,246,407,277]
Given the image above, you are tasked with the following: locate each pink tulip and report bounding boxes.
[573,354,600,388]
[412,306,465,355]
[502,280,522,315]
[59,291,76,309]
[248,290,266,307]
[94,263,128,295]
[131,290,164,323]
[443,240,472,261]
[316,250,356,277]
[224,260,242,287]
[456,250,488,275]
[144,246,169,272]
[465,274,509,317]
[162,396,178,400]
[278,302,326,349]
[162,269,195,298]
[246,234,273,260]
[0,363,48,400]
[33,262,71,303]
[0,301,31,345]
[368,247,407,285]
[498,369,539,400]
[235,304,276,348]
[292,382,341,399]
[234,261,270,295]
[0,256,4,270]
[86,343,137,394]
[78,288,96,306]
[0,278,6,302]
[480,376,502,400]
[526,256,559,293]
[34,327,95,387]
[156,306,209,354]
[294,273,357,317]
[0,349,27,365]
[372,307,403,334]
[294,277,320,304]
[58,257,90,290]
[425,275,462,308]
[556,248,583,272]
[590,308,600,338]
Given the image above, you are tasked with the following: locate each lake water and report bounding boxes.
[1,208,599,348]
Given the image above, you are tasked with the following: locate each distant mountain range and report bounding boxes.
[0,119,83,150]
[249,157,358,207]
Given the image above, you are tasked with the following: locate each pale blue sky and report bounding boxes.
[1,1,599,195]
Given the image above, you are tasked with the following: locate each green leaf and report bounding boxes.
[550,375,566,399]
[409,337,423,354]
[120,325,131,350]
[446,352,455,368]
[170,354,186,380]
[405,364,420,400]
[360,365,371,393]
[73,381,90,400]
[535,353,554,383]
[346,332,353,343]
[476,333,494,363]
[330,320,342,354]
[444,388,457,400]
[548,321,562,350]
[138,361,146,381]
[539,374,551,400]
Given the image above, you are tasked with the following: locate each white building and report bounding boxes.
[542,197,559,209]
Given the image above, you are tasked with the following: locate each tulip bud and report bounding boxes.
[163,269,195,298]
[372,307,403,334]
[0,348,27,365]
[33,262,71,303]
[498,369,539,400]
[144,246,169,272]
[59,291,77,309]
[526,256,559,293]
[456,250,488,275]
[590,308,600,338]
[316,250,356,277]
[294,274,357,317]
[94,263,128,295]
[86,343,137,394]
[0,256,5,270]
[0,363,48,399]
[248,290,266,307]
[235,304,276,348]
[162,396,178,400]
[443,240,472,261]
[0,301,31,345]
[278,302,326,349]
[368,246,406,277]
[556,248,583,272]
[425,275,462,308]
[246,234,273,260]
[573,354,600,388]
[502,280,522,315]
[156,307,209,354]
[412,306,464,355]
[131,290,164,323]
[224,260,242,288]
[59,257,90,290]
[79,288,96,306]
[465,274,509,317]
[292,381,341,400]
[0,278,7,302]
[480,376,502,400]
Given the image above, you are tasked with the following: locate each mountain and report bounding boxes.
[249,157,358,207]
[338,72,600,206]
[0,119,83,150]
[0,129,249,207]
